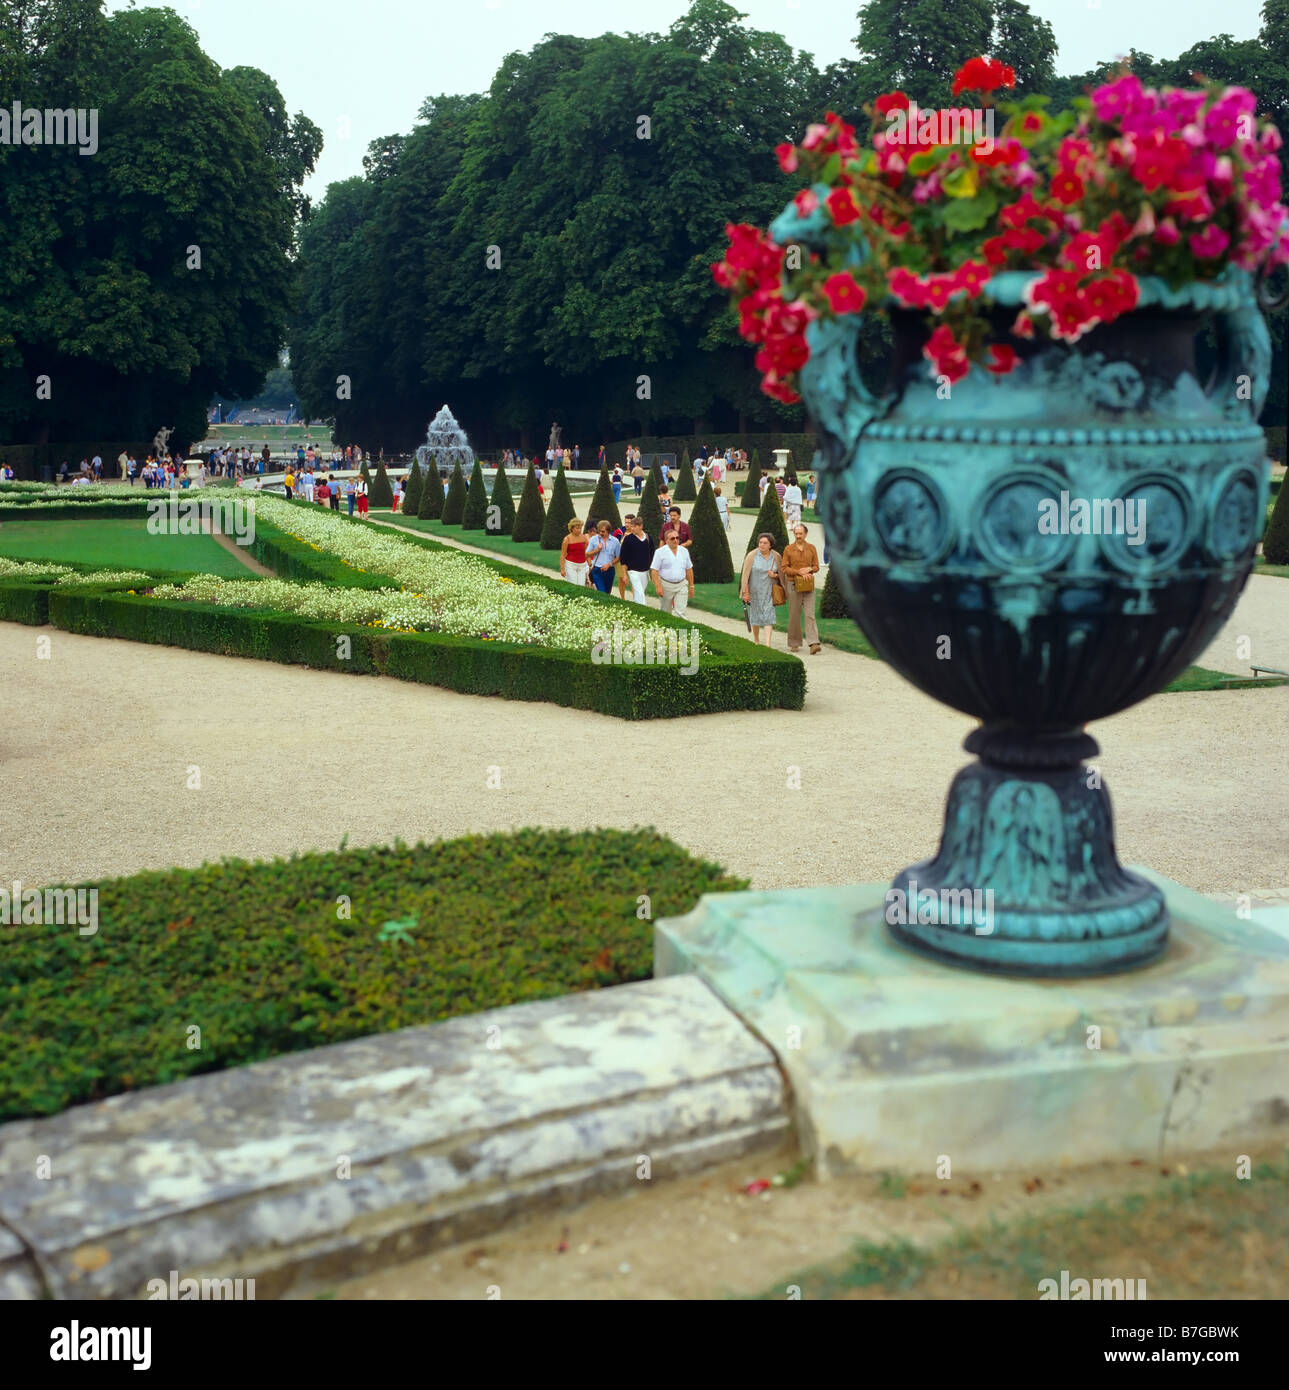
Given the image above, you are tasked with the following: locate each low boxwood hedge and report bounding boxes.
[0,828,746,1122]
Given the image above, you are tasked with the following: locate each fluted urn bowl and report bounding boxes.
[779,234,1273,975]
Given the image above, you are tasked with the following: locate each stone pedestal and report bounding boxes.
[655,872,1289,1177]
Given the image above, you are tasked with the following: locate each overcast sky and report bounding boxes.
[106,0,1269,202]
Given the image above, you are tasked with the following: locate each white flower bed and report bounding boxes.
[152,495,698,651]
[0,556,151,586]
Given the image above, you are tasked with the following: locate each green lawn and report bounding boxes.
[0,517,254,577]
[1255,556,1289,579]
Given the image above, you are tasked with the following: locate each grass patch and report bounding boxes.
[767,1161,1289,1299]
[0,517,255,577]
[1164,664,1288,692]
[0,828,745,1122]
[1255,556,1289,579]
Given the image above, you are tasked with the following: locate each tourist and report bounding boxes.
[663,505,692,548]
[316,477,330,508]
[805,473,816,509]
[573,445,580,468]
[301,466,315,503]
[587,520,620,594]
[775,474,788,509]
[392,475,403,513]
[355,471,369,517]
[598,444,606,468]
[91,452,102,478]
[345,477,356,515]
[661,459,670,486]
[783,471,803,526]
[329,475,341,511]
[759,471,770,502]
[611,466,623,503]
[283,466,295,500]
[657,484,671,516]
[631,457,644,496]
[620,515,653,604]
[650,529,694,616]
[739,533,782,647]
[781,522,822,655]
[714,485,730,530]
[561,518,591,587]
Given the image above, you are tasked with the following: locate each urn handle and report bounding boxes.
[1204,269,1272,422]
[770,191,895,469]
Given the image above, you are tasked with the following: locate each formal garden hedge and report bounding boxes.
[0,828,746,1121]
[0,501,806,718]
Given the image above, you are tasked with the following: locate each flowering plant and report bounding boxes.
[714,58,1289,396]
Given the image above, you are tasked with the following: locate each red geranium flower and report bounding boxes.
[1049,169,1085,205]
[826,186,863,226]
[952,56,1016,98]
[924,324,970,382]
[874,90,911,118]
[775,142,798,174]
[822,272,867,315]
[986,344,1019,374]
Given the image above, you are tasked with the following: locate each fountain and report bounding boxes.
[416,405,474,476]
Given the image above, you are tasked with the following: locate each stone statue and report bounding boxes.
[548,422,561,452]
[153,425,174,460]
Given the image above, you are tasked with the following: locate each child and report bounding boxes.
[714,485,730,530]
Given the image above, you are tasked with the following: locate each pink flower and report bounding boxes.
[776,142,799,173]
[793,188,818,216]
[1131,203,1156,238]
[801,123,829,151]
[912,172,942,203]
[1092,73,1152,125]
[1204,88,1257,149]
[923,324,970,382]
[1154,217,1180,245]
[1189,224,1231,258]
[1260,125,1284,154]
[1011,311,1035,339]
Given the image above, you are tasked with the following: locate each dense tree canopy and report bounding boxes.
[0,0,320,447]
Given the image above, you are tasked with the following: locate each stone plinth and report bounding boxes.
[655,872,1289,1177]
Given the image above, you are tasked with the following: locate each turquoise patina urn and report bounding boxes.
[773,203,1274,975]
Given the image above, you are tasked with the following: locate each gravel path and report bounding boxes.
[4,565,1285,893]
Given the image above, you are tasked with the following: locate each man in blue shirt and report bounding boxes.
[587,520,621,594]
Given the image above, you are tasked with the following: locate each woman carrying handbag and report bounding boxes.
[739,532,784,648]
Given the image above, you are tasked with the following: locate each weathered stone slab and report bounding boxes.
[0,975,788,1299]
[655,872,1289,1177]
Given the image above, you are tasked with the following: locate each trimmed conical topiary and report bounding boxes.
[462,460,489,530]
[370,460,394,509]
[511,462,544,541]
[441,460,467,525]
[638,469,664,546]
[402,459,423,516]
[540,467,577,549]
[819,562,849,618]
[488,461,516,536]
[649,456,664,491]
[741,452,762,507]
[1263,476,1289,564]
[746,477,790,554]
[419,458,444,519]
[688,478,733,584]
[674,457,697,502]
[587,465,622,531]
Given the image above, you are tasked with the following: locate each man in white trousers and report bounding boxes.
[619,515,654,604]
[650,527,694,616]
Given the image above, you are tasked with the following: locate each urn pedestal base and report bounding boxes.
[654,876,1289,1178]
[887,725,1169,977]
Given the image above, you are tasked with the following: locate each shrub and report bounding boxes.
[819,562,850,618]
[441,461,467,525]
[746,478,790,553]
[540,467,577,549]
[741,452,763,507]
[462,461,489,530]
[688,478,734,583]
[370,460,394,509]
[1264,474,1289,564]
[511,462,544,542]
[650,457,664,491]
[586,465,622,531]
[674,458,697,502]
[359,458,372,493]
[0,828,748,1121]
[638,469,664,545]
[402,459,423,517]
[488,461,516,536]
[419,460,444,520]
